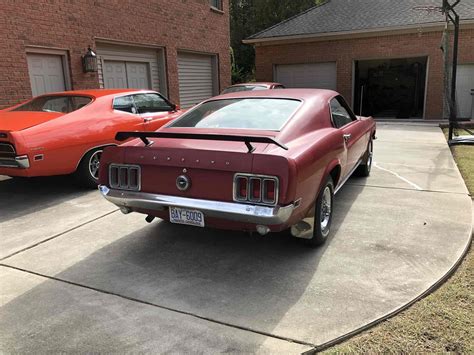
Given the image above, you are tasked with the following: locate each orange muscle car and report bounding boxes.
[0,89,182,187]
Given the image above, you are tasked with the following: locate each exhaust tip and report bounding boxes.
[145,215,155,223]
[256,225,271,236]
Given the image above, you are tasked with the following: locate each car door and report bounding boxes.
[330,96,366,179]
[111,95,146,132]
[133,93,176,131]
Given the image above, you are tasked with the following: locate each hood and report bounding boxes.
[0,111,65,132]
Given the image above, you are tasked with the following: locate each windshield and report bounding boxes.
[169,98,301,131]
[221,85,268,94]
[13,96,92,113]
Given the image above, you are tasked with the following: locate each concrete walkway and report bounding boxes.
[0,124,472,353]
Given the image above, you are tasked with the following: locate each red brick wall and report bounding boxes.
[255,28,474,119]
[0,0,230,108]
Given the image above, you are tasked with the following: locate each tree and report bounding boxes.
[230,0,324,83]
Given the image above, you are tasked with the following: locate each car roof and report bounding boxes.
[229,82,281,87]
[211,88,337,101]
[34,89,155,99]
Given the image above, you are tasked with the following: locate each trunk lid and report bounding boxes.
[101,131,292,204]
[0,111,64,131]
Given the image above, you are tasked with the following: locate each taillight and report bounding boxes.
[234,174,278,206]
[236,176,248,199]
[263,179,276,204]
[249,178,261,201]
[109,164,141,191]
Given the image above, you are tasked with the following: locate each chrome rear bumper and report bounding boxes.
[0,155,30,168]
[99,185,294,225]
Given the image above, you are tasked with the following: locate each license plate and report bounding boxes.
[169,207,205,227]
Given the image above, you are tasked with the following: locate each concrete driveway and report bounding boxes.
[0,124,472,353]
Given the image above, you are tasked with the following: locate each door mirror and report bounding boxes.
[170,103,180,112]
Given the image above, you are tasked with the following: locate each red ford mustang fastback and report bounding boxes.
[98,89,376,246]
[0,89,181,186]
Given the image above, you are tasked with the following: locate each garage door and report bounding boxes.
[97,44,163,93]
[103,61,150,89]
[456,64,474,119]
[275,62,337,90]
[178,52,216,108]
[27,53,66,96]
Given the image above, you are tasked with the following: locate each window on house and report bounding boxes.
[210,0,223,11]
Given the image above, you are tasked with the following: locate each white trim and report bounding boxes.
[244,21,474,45]
[423,57,430,120]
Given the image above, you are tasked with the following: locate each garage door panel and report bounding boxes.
[27,54,66,96]
[178,53,216,108]
[275,62,337,90]
[97,44,160,92]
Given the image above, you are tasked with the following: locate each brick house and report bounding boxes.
[0,0,230,109]
[245,0,474,120]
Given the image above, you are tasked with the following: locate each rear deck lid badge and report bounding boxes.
[176,175,191,191]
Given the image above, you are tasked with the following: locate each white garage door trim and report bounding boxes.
[456,64,474,119]
[97,43,167,96]
[178,51,218,108]
[25,47,71,96]
[274,62,337,90]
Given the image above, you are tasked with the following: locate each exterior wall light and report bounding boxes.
[82,47,97,73]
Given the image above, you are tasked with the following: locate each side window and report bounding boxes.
[330,98,354,128]
[113,96,136,114]
[274,85,285,89]
[133,93,173,114]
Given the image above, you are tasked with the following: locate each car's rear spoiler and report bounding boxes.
[115,131,288,153]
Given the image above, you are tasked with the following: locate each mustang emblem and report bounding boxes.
[176,175,191,191]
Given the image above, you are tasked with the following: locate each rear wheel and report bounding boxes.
[75,148,103,188]
[303,176,334,247]
[355,139,373,177]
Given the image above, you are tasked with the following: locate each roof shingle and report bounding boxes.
[248,0,474,40]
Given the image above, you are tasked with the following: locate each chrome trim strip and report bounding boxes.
[334,159,362,194]
[99,185,294,225]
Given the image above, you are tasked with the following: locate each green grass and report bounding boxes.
[323,128,473,354]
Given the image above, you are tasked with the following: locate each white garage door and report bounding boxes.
[97,44,164,93]
[178,52,216,108]
[456,64,474,119]
[275,62,337,90]
[27,53,66,96]
[103,61,150,89]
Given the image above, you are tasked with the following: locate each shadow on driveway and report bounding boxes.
[0,183,366,351]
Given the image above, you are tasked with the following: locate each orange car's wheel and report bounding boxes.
[75,148,103,188]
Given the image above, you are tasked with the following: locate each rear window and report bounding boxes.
[221,85,268,94]
[169,98,301,131]
[13,96,92,113]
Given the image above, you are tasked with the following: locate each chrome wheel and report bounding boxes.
[88,150,102,180]
[367,140,373,171]
[320,186,332,235]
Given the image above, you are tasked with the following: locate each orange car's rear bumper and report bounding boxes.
[0,155,32,177]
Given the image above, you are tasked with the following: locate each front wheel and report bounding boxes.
[304,176,334,247]
[75,148,103,188]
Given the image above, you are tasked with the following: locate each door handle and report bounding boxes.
[343,134,352,141]
[143,117,153,122]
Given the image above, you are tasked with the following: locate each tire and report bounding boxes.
[304,176,334,247]
[355,138,373,177]
[75,148,103,188]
